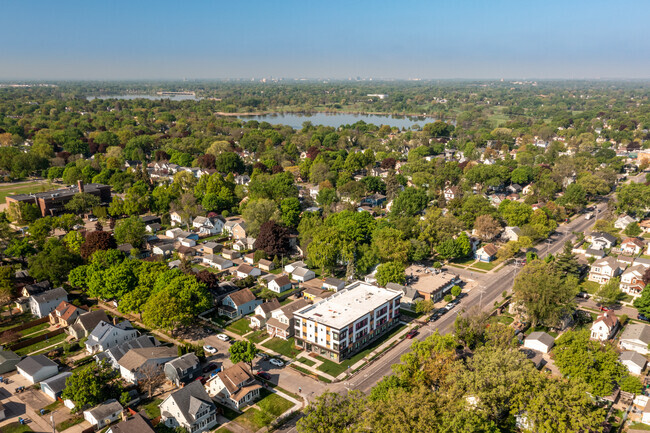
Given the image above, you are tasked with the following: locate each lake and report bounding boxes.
[236,112,436,129]
[87,94,201,101]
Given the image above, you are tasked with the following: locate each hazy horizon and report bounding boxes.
[3,0,650,81]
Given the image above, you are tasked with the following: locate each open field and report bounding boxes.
[0,181,54,202]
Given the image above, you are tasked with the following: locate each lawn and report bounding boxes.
[19,322,50,337]
[56,414,85,431]
[139,398,163,419]
[579,280,601,294]
[15,332,67,356]
[214,428,234,433]
[491,315,514,325]
[236,408,273,431]
[262,337,302,359]
[42,399,63,413]
[297,356,316,367]
[0,181,52,202]
[257,390,294,416]
[399,308,423,318]
[226,317,252,336]
[246,330,269,344]
[1,423,34,433]
[0,313,35,332]
[471,261,498,271]
[450,256,477,267]
[317,323,406,377]
[629,423,650,431]
[216,403,242,421]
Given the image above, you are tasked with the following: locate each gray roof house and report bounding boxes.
[0,350,21,374]
[620,351,647,375]
[164,353,201,386]
[619,323,650,355]
[106,413,155,433]
[118,346,178,384]
[29,287,68,318]
[323,278,345,292]
[86,320,140,354]
[84,399,124,429]
[40,371,73,400]
[16,354,58,383]
[95,335,160,368]
[67,310,110,340]
[160,381,218,433]
[387,283,421,308]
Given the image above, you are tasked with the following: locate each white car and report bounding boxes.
[216,334,230,342]
[203,345,217,354]
[269,358,284,367]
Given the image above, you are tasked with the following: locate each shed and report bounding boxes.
[16,354,58,383]
[523,331,555,353]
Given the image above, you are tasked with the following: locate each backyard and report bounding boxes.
[226,317,252,336]
[262,337,302,359]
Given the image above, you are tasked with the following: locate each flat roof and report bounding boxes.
[7,183,109,201]
[295,282,401,329]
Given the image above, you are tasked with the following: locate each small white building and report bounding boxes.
[590,312,619,341]
[284,261,307,274]
[292,267,315,282]
[40,372,72,400]
[620,323,650,355]
[620,351,647,375]
[523,331,555,353]
[83,400,123,429]
[16,355,58,384]
[268,275,293,294]
[29,287,68,318]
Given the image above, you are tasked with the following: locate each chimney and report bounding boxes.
[77,180,84,193]
[113,316,119,326]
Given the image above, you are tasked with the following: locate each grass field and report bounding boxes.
[246,330,269,344]
[0,181,53,202]
[139,398,163,419]
[297,356,316,367]
[237,408,272,431]
[257,389,294,416]
[15,332,67,356]
[226,317,252,335]
[214,428,234,433]
[471,261,498,271]
[262,337,302,359]
[56,415,85,432]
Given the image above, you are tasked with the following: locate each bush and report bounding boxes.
[451,285,461,297]
[444,294,452,302]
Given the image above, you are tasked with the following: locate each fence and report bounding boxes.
[9,328,65,351]
[0,316,48,333]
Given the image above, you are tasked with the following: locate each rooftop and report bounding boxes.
[295,282,401,329]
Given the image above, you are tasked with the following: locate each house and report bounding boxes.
[523,332,555,353]
[222,249,240,260]
[475,244,498,263]
[622,237,646,256]
[268,275,292,294]
[95,335,160,369]
[0,350,21,374]
[243,253,255,264]
[160,381,218,433]
[503,226,521,242]
[205,362,262,410]
[411,272,461,302]
[507,184,523,194]
[620,265,647,298]
[67,310,110,340]
[218,289,262,319]
[443,186,460,201]
[292,267,315,282]
[49,301,84,327]
[588,257,622,284]
[106,413,155,433]
[201,242,222,255]
[249,299,281,329]
[361,193,387,208]
[141,215,161,226]
[86,320,140,354]
[640,219,650,233]
[40,372,73,400]
[618,255,635,268]
[285,261,307,274]
[232,239,246,252]
[590,312,619,341]
[179,237,196,248]
[192,216,225,236]
[619,323,650,355]
[29,287,68,318]
[615,215,637,230]
[152,243,175,257]
[235,174,250,185]
[170,211,186,227]
[590,232,617,250]
[302,287,335,303]
[294,282,402,362]
[20,280,51,298]
[584,248,606,259]
[266,299,309,340]
[164,353,201,386]
[386,282,421,309]
[236,264,261,279]
[620,351,647,375]
[118,346,178,384]
[323,278,345,292]
[16,355,58,383]
[203,255,233,270]
[145,223,162,234]
[177,246,196,259]
[258,259,274,272]
[224,219,247,239]
[83,400,124,429]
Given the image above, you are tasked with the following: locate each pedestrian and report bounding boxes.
[299,387,302,393]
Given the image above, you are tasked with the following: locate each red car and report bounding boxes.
[405,329,419,339]
[599,306,611,312]
[257,371,271,380]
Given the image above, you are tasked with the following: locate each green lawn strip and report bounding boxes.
[629,423,650,431]
[15,332,67,356]
[0,314,36,332]
[471,261,497,271]
[399,309,422,318]
[19,322,50,337]
[262,337,302,359]
[42,399,63,413]
[1,422,34,433]
[226,317,252,336]
[279,297,294,305]
[138,398,163,419]
[214,428,234,433]
[578,280,601,294]
[246,330,269,344]
[289,364,313,376]
[257,389,294,416]
[236,407,272,431]
[491,315,514,325]
[297,356,316,367]
[56,414,85,431]
[316,323,407,377]
[450,257,477,266]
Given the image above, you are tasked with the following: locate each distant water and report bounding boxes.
[236,112,435,129]
[87,94,201,101]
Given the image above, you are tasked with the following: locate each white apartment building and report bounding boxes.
[293,282,402,363]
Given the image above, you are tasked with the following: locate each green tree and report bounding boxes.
[498,200,532,227]
[376,261,406,286]
[619,375,643,394]
[297,391,366,433]
[553,241,580,278]
[594,277,623,307]
[64,193,101,215]
[372,226,410,263]
[113,215,146,248]
[391,188,428,217]
[280,197,301,227]
[63,231,85,255]
[435,239,461,260]
[228,340,259,371]
[28,238,82,285]
[624,222,642,237]
[242,198,280,238]
[61,361,122,412]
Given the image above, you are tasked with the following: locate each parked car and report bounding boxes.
[599,306,611,312]
[202,362,220,373]
[405,329,419,339]
[577,292,589,299]
[269,358,284,367]
[256,352,270,360]
[203,345,217,354]
[88,215,98,222]
[639,314,650,322]
[216,334,230,342]
[257,371,271,380]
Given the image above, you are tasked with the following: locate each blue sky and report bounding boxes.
[2,0,649,80]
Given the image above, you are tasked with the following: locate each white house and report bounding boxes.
[620,265,647,298]
[590,312,619,341]
[192,216,225,235]
[205,362,262,410]
[83,400,124,429]
[475,244,498,263]
[85,320,140,354]
[117,346,178,384]
[16,355,58,384]
[284,261,307,274]
[266,299,309,340]
[160,381,218,433]
[588,257,622,284]
[620,351,647,375]
[249,299,281,329]
[503,226,521,242]
[170,211,186,227]
[590,232,617,250]
[621,237,646,256]
[29,287,68,318]
[268,275,292,294]
[218,289,262,319]
[619,323,650,355]
[523,332,555,354]
[292,267,315,282]
[203,254,233,270]
[323,278,345,292]
[615,215,636,230]
[236,264,261,279]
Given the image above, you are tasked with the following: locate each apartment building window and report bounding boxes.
[332,332,339,342]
